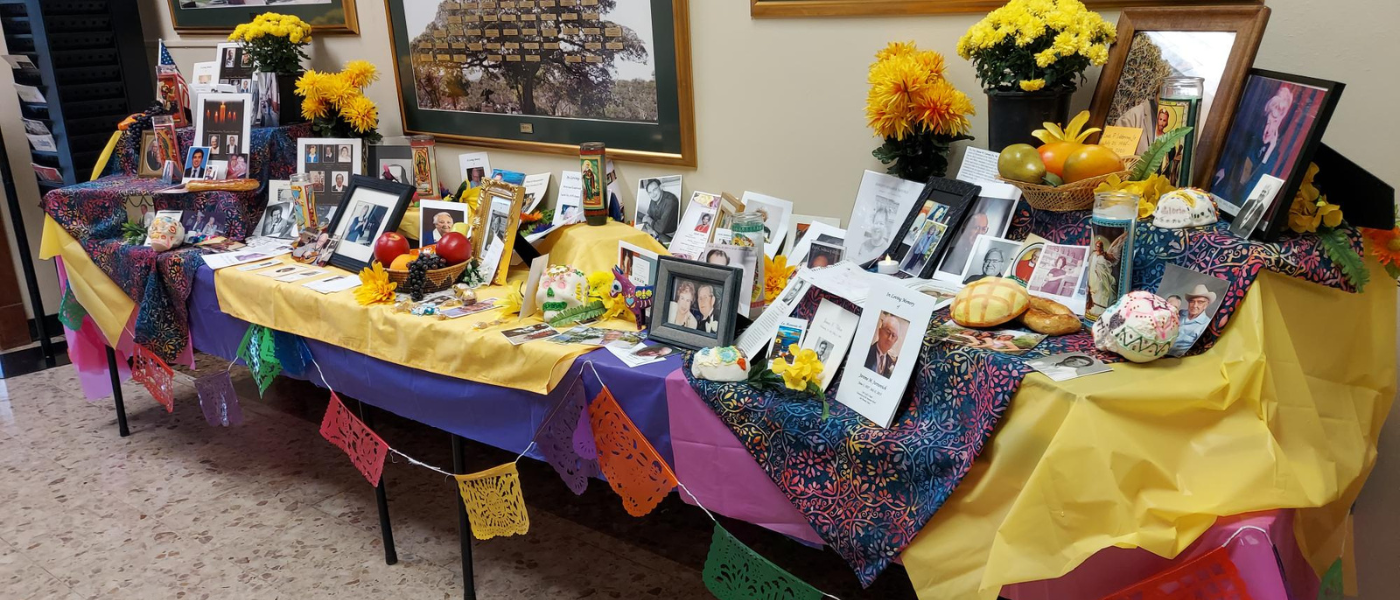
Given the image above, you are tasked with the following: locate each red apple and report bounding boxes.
[374,232,410,266]
[436,232,472,265]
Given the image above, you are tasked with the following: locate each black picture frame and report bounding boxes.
[650,256,741,351]
[326,176,416,273]
[1210,69,1344,242]
[883,177,981,278]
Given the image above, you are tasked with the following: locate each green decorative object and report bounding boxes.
[56,286,87,331]
[237,325,282,396]
[1318,228,1369,292]
[1128,127,1193,181]
[702,525,822,600]
[547,302,605,328]
[1318,558,1343,600]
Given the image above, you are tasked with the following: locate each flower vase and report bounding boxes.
[275,72,306,127]
[986,89,1071,151]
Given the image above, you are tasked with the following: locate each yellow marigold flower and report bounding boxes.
[866,100,912,141]
[342,95,379,134]
[301,95,330,120]
[867,54,925,112]
[355,263,397,305]
[763,255,797,303]
[342,60,379,89]
[875,41,917,62]
[911,78,975,136]
[1019,78,1046,92]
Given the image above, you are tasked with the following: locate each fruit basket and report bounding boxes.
[1000,156,1140,213]
[388,261,468,294]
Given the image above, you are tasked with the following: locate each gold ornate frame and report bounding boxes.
[750,0,1256,18]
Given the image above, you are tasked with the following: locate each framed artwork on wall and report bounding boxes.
[1086,5,1270,188]
[750,0,1247,19]
[165,0,360,35]
[384,0,696,167]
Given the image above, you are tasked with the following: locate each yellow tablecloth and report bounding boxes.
[39,215,135,347]
[903,263,1396,600]
[214,221,666,394]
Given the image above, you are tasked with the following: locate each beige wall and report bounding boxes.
[3,0,1398,593]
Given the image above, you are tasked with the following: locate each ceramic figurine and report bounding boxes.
[147,213,185,252]
[1092,290,1180,362]
[692,346,749,382]
[1151,188,1218,229]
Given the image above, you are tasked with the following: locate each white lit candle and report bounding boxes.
[877,255,898,275]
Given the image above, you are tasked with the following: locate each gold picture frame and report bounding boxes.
[164,0,360,35]
[473,179,525,286]
[751,0,1255,18]
[383,0,696,167]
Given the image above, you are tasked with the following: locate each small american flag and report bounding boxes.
[158,39,177,68]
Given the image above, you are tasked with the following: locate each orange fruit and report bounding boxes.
[1062,144,1124,183]
[1037,142,1079,178]
[389,254,413,271]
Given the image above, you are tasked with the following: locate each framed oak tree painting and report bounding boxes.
[385,0,696,167]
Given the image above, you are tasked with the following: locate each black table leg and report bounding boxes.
[106,346,129,437]
[357,400,398,566]
[451,434,476,600]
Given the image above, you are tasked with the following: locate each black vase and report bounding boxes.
[985,89,1072,151]
[275,72,306,126]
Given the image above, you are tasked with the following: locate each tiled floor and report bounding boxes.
[0,358,920,599]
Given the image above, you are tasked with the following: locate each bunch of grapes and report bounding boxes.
[404,253,447,301]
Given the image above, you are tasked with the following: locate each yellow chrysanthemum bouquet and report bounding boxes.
[866,42,975,182]
[228,13,312,75]
[296,61,383,144]
[957,0,1114,93]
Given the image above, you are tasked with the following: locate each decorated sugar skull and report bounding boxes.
[1092,290,1180,363]
[692,346,749,382]
[1152,188,1218,229]
[536,264,605,326]
[147,212,185,252]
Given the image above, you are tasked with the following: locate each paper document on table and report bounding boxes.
[736,273,812,359]
[801,261,872,305]
[956,147,1021,201]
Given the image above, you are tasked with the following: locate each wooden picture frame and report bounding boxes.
[472,179,526,285]
[164,0,359,35]
[1087,5,1270,188]
[885,177,980,279]
[326,176,416,273]
[1211,69,1343,242]
[383,0,696,167]
[650,256,742,351]
[751,0,1253,18]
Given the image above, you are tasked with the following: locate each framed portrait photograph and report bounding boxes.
[893,178,981,278]
[1211,69,1344,241]
[472,179,526,286]
[326,176,416,273]
[1087,5,1270,186]
[257,180,301,240]
[165,0,358,35]
[934,192,1016,285]
[650,256,741,351]
[419,200,468,246]
[298,138,364,220]
[385,0,696,166]
[193,93,252,163]
[635,175,683,246]
[138,132,164,178]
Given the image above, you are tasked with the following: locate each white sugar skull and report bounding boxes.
[1152,188,1218,229]
[536,265,589,322]
[147,213,185,252]
[692,346,749,382]
[1092,290,1180,363]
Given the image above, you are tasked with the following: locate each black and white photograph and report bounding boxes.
[298,139,363,219]
[1157,264,1230,357]
[937,194,1015,281]
[1026,352,1113,382]
[193,92,252,162]
[257,183,299,240]
[1229,174,1284,238]
[634,175,682,246]
[471,180,525,285]
[182,146,211,182]
[650,257,741,351]
[960,235,1019,284]
[844,170,926,266]
[326,176,415,273]
[419,200,468,246]
[806,240,844,269]
[801,299,860,391]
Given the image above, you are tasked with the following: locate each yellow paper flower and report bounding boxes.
[770,345,824,391]
[498,283,524,316]
[301,95,330,120]
[1095,173,1176,219]
[1019,78,1046,92]
[342,60,379,89]
[341,95,380,134]
[763,255,797,303]
[1287,163,1344,233]
[355,263,397,305]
